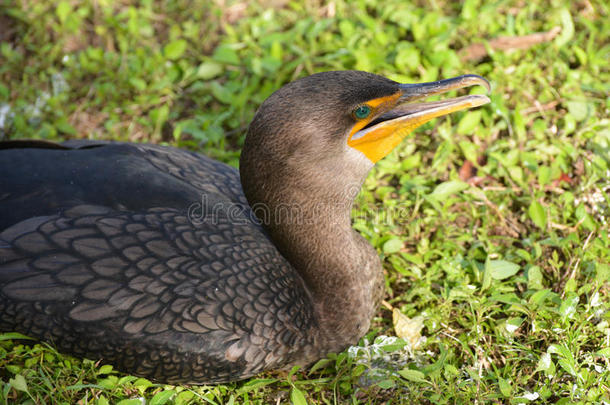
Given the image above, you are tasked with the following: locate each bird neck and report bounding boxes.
[240,153,383,350]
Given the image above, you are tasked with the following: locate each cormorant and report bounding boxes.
[0,71,490,383]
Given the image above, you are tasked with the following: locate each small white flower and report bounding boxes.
[591,292,601,307]
[538,353,552,370]
[522,391,539,401]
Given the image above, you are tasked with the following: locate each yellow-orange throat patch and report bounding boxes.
[348,93,484,163]
[347,93,402,163]
[347,92,406,163]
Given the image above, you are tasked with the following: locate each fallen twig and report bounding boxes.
[520,100,561,116]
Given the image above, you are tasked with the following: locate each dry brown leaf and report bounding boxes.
[459,160,477,181]
[460,27,561,62]
[392,309,424,349]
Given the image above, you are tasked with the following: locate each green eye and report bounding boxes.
[353,105,371,119]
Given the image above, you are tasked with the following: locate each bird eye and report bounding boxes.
[353,105,371,119]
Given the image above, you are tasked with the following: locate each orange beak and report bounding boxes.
[348,75,491,163]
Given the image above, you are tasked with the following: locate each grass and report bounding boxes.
[1,0,609,403]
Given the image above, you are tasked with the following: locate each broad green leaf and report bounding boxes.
[164,39,188,60]
[481,261,492,291]
[505,317,523,334]
[351,364,366,377]
[566,100,589,121]
[575,203,597,230]
[514,109,526,140]
[197,62,223,80]
[486,259,520,280]
[457,110,482,135]
[535,352,552,373]
[548,344,576,363]
[290,387,307,405]
[461,0,479,19]
[97,377,117,390]
[56,1,71,23]
[498,378,512,397]
[444,364,459,378]
[133,378,152,392]
[98,364,114,375]
[9,374,28,392]
[547,344,563,356]
[213,44,240,65]
[559,295,579,321]
[377,335,408,352]
[176,391,196,404]
[555,8,574,47]
[383,238,403,254]
[117,375,137,386]
[55,118,77,135]
[150,105,169,130]
[96,396,110,405]
[129,77,147,91]
[529,288,551,306]
[210,81,233,104]
[270,41,283,61]
[376,379,395,389]
[558,359,578,377]
[338,19,355,38]
[596,263,610,283]
[458,140,478,163]
[398,369,428,383]
[564,278,577,293]
[150,390,176,405]
[432,140,454,170]
[528,201,547,229]
[428,180,468,200]
[537,166,551,186]
[508,166,524,185]
[527,266,544,290]
[395,46,420,71]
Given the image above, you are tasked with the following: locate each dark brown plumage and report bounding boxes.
[0,71,489,383]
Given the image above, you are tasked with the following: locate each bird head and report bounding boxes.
[240,71,490,207]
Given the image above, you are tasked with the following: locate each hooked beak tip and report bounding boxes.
[398,74,491,100]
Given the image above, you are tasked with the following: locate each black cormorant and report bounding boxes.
[0,71,490,383]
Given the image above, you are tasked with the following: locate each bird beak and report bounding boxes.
[348,74,491,163]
